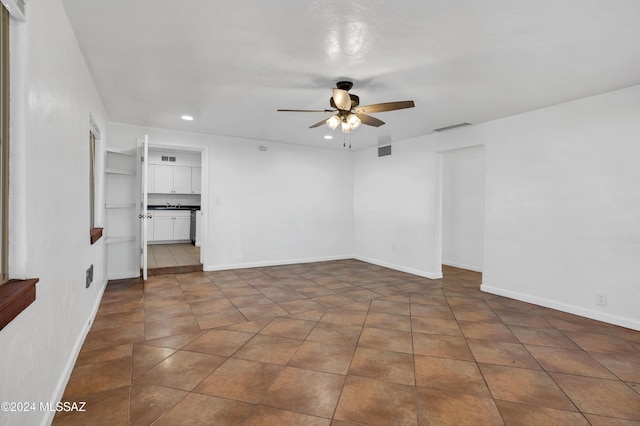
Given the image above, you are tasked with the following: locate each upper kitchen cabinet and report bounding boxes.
[191,167,201,194]
[148,150,201,194]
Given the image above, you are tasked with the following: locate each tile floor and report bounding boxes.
[54,261,640,425]
[147,244,200,269]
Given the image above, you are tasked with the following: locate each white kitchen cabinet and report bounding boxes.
[153,165,174,193]
[151,164,192,194]
[153,216,174,241]
[149,210,191,241]
[173,166,192,193]
[191,167,201,194]
[173,216,191,240]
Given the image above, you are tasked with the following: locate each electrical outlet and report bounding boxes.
[86,264,94,289]
[596,293,607,306]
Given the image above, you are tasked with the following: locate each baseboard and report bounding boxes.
[204,254,353,271]
[442,260,483,272]
[481,283,640,332]
[107,270,140,280]
[353,255,443,280]
[42,278,108,426]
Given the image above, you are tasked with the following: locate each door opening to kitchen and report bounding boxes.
[146,147,203,276]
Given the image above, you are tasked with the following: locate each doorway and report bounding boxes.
[145,144,206,276]
[440,145,485,273]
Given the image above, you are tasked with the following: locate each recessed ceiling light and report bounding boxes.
[181,115,194,121]
[324,135,333,140]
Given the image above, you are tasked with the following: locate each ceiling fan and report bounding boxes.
[277,81,415,133]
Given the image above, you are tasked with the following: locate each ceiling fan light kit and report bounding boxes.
[278,81,415,136]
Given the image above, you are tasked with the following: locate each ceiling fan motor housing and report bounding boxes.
[330,94,360,111]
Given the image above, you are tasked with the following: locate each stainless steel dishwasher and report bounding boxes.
[190,209,196,244]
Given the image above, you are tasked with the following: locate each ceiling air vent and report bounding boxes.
[1,0,26,21]
[378,145,391,157]
[433,122,472,132]
[161,156,176,162]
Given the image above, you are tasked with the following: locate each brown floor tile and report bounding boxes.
[365,311,412,332]
[411,316,462,336]
[414,355,490,397]
[182,328,254,356]
[189,298,236,315]
[143,331,204,349]
[526,345,617,379]
[237,303,289,321]
[551,373,640,421]
[96,298,144,316]
[243,405,331,426]
[480,364,577,411]
[129,383,188,425]
[262,367,345,418]
[320,308,368,326]
[458,320,518,342]
[410,303,455,319]
[259,317,317,339]
[307,322,363,347]
[359,327,413,354]
[451,306,502,323]
[144,301,192,322]
[509,325,581,349]
[312,294,356,308]
[62,357,132,399]
[416,387,503,426]
[563,331,640,357]
[467,339,541,369]
[222,318,271,334]
[349,347,415,385]
[75,343,132,367]
[590,352,640,383]
[334,375,418,425]
[53,386,130,426]
[131,344,177,378]
[233,334,302,364]
[153,393,254,426]
[288,340,355,375]
[194,358,282,403]
[91,309,144,330]
[135,350,225,391]
[278,298,325,314]
[230,293,274,307]
[339,300,373,311]
[413,333,474,360]
[583,413,640,425]
[289,308,327,321]
[81,323,145,352]
[195,308,247,329]
[145,315,200,341]
[496,400,589,426]
[370,299,411,315]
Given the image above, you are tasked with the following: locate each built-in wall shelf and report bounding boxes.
[106,236,136,244]
[106,147,136,156]
[106,167,135,175]
[106,203,136,209]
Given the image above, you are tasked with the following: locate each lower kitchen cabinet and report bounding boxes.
[149,210,191,242]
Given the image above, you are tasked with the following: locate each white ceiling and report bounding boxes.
[61,0,640,150]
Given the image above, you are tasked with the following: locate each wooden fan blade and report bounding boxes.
[356,113,385,127]
[354,100,415,114]
[332,88,351,110]
[309,118,328,128]
[277,109,335,113]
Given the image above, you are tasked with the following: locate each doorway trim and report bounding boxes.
[147,141,209,270]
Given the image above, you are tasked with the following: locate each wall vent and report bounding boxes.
[433,122,472,132]
[378,145,391,157]
[161,156,176,162]
[1,0,26,21]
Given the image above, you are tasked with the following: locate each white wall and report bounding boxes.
[441,146,485,272]
[108,123,354,270]
[0,0,109,425]
[353,85,640,330]
[353,142,442,278]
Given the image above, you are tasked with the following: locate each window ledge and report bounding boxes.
[90,227,103,245]
[0,278,38,331]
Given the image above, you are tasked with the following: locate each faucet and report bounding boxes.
[166,202,171,208]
